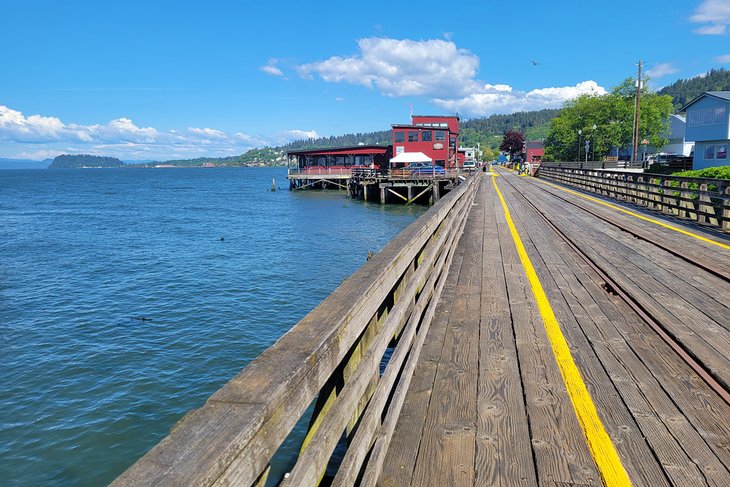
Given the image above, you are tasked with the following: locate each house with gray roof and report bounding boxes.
[681,91,730,169]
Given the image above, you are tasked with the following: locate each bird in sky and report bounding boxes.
[531,59,541,66]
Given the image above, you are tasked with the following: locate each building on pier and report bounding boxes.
[287,114,466,203]
[391,115,460,169]
[286,145,391,190]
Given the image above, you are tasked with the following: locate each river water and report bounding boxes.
[0,167,425,486]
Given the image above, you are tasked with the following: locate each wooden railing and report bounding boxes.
[541,160,646,170]
[288,167,354,176]
[537,166,730,231]
[113,172,482,486]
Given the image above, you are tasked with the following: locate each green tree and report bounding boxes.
[544,78,673,161]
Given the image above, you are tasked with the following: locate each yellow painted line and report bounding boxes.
[536,178,730,251]
[492,176,632,487]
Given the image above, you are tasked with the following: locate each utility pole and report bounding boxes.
[632,60,643,162]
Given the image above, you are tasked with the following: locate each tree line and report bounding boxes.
[657,68,730,110]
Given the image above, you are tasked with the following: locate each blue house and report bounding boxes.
[681,91,730,170]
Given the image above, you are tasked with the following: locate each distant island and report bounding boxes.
[49,154,125,169]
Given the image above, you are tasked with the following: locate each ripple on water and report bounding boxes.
[0,167,425,486]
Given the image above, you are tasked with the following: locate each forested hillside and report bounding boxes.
[280,131,391,151]
[658,68,730,109]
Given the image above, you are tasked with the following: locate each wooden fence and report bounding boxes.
[112,172,482,486]
[537,166,730,231]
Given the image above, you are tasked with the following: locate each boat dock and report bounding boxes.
[114,167,730,486]
[288,167,467,205]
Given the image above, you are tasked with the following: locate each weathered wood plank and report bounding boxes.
[377,195,473,486]
[408,184,484,486]
[475,178,538,486]
[505,171,730,482]
[499,179,670,486]
[492,180,601,486]
[511,178,730,392]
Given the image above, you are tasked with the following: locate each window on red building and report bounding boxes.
[435,130,445,141]
[408,131,418,142]
[422,130,432,142]
[394,131,405,142]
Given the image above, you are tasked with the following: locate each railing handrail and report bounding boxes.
[537,166,729,231]
[113,173,482,486]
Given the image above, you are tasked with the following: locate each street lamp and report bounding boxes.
[589,124,597,162]
[577,129,582,162]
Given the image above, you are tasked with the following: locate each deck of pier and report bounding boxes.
[379,167,730,486]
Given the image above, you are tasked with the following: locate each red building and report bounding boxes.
[525,140,545,163]
[391,115,460,168]
[287,145,392,174]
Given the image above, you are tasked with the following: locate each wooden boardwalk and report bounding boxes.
[380,167,730,486]
[114,168,730,487]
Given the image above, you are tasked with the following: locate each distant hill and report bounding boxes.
[49,154,125,169]
[658,68,730,110]
[0,158,52,170]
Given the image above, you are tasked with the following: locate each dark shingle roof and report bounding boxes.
[680,91,730,111]
[706,91,730,101]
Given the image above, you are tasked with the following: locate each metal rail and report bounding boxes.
[531,183,730,282]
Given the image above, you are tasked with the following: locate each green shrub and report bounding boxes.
[672,166,730,180]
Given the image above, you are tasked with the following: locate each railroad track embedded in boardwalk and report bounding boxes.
[498,171,730,408]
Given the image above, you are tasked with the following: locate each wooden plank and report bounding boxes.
[534,177,730,277]
[475,179,538,486]
[499,180,671,486]
[514,179,730,391]
[378,207,471,486]
[358,196,475,487]
[551,256,730,487]
[522,180,730,330]
[330,189,473,486]
[491,181,602,485]
[505,172,730,482]
[408,184,485,486]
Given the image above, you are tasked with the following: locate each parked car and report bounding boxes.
[406,162,445,175]
[463,160,476,169]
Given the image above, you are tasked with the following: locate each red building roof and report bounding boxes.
[287,145,389,156]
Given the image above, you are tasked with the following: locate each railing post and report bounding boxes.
[698,182,719,226]
[723,184,730,231]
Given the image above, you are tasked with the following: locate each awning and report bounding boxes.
[389,152,432,164]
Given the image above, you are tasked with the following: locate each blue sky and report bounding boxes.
[1,0,729,160]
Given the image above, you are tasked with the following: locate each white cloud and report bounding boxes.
[260,58,284,76]
[716,54,730,63]
[0,104,319,160]
[646,62,679,79]
[188,127,227,138]
[433,81,607,116]
[298,37,607,116]
[691,0,730,35]
[695,24,727,34]
[280,129,319,140]
[298,37,480,97]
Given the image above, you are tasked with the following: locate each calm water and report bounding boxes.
[0,167,425,486]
